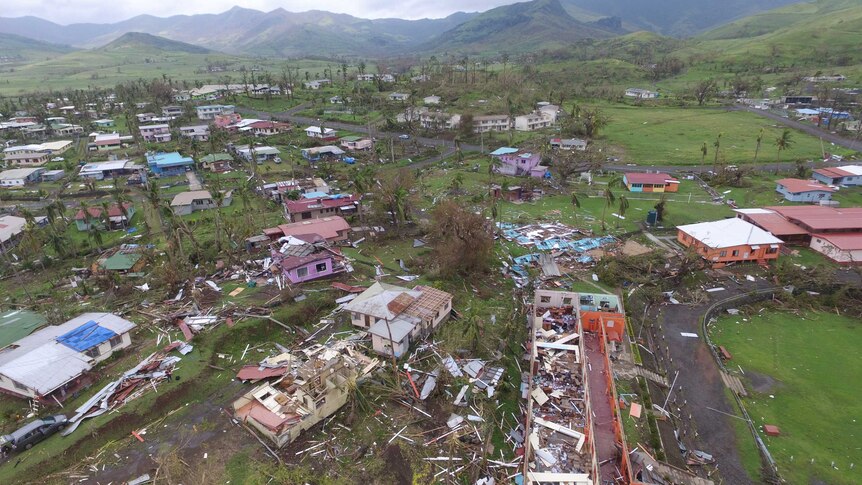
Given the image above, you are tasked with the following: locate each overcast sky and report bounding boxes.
[5,0,517,24]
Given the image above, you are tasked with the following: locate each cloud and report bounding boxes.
[4,0,514,24]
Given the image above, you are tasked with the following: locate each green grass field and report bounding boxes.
[712,310,862,485]
[596,105,856,166]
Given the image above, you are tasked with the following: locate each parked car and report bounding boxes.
[0,415,68,453]
[398,134,410,140]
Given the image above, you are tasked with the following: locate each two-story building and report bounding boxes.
[196,105,235,120]
[490,147,548,178]
[2,145,50,166]
[344,282,453,357]
[0,168,45,187]
[179,125,211,142]
[284,195,359,221]
[677,218,783,268]
[473,115,511,133]
[139,124,171,142]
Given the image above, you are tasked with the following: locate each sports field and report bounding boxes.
[711,310,862,484]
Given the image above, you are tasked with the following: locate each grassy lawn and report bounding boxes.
[596,105,856,166]
[711,310,862,485]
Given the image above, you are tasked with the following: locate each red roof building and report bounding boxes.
[623,172,679,193]
[284,195,360,222]
[263,216,351,243]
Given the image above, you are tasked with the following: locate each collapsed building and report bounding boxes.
[522,289,631,484]
[233,349,360,448]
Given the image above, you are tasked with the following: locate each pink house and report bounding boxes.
[214,113,242,130]
[270,246,349,283]
[490,147,548,178]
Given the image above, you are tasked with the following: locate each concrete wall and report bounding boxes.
[372,333,409,358]
[810,236,862,265]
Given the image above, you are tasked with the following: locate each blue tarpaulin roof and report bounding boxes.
[56,320,117,352]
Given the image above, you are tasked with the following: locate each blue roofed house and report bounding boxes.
[146,152,195,176]
[0,313,136,401]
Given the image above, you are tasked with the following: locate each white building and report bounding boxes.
[179,125,211,142]
[305,126,337,139]
[473,115,512,133]
[344,282,452,357]
[625,88,659,99]
[0,168,45,187]
[196,105,235,120]
[0,313,136,400]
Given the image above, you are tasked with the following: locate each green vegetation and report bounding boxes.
[597,105,854,165]
[712,310,862,485]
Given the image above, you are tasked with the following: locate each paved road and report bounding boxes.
[730,105,862,153]
[240,104,858,175]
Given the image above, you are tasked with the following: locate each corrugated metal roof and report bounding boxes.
[101,252,143,271]
[0,310,47,349]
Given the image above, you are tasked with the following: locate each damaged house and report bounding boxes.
[0,313,136,402]
[269,237,351,284]
[233,351,359,447]
[344,282,453,357]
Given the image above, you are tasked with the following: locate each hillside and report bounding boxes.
[100,32,212,54]
[0,7,479,57]
[560,0,801,37]
[0,32,74,64]
[691,0,862,67]
[421,0,615,55]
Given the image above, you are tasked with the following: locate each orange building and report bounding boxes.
[677,218,783,268]
[623,172,679,193]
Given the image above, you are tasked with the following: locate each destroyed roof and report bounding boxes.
[278,252,332,271]
[57,320,117,352]
[101,252,143,271]
[343,282,423,320]
[677,218,783,248]
[367,318,415,342]
[0,310,47,349]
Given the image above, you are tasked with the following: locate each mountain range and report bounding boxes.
[0,0,813,58]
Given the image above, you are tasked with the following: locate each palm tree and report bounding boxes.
[600,176,624,233]
[753,128,765,166]
[571,191,581,226]
[113,188,131,229]
[712,133,722,172]
[212,189,225,255]
[87,224,104,251]
[616,195,629,229]
[775,129,794,163]
[700,142,708,166]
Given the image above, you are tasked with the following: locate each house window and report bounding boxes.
[732,250,739,257]
[364,315,371,326]
[563,297,572,305]
[767,247,778,254]
[301,212,312,220]
[109,335,123,348]
[540,296,551,303]
[13,380,28,391]
[719,250,727,257]
[297,267,308,278]
[315,262,327,272]
[85,347,101,358]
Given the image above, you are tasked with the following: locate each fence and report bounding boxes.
[700,287,783,484]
